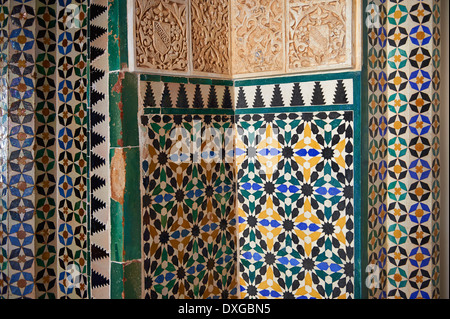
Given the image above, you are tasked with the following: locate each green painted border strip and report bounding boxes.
[118,0,128,69]
[360,0,370,300]
[161,76,188,84]
[161,108,234,115]
[140,74,161,82]
[110,262,124,299]
[139,75,234,87]
[211,79,234,87]
[353,72,362,300]
[235,104,354,115]
[188,77,212,85]
[122,147,142,261]
[234,71,360,87]
[143,108,161,115]
[108,0,120,71]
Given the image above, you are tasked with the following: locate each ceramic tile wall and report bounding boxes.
[235,72,360,299]
[365,0,441,299]
[0,0,442,300]
[135,72,363,300]
[139,78,238,298]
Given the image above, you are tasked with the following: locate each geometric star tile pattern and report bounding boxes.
[140,113,238,299]
[236,111,355,299]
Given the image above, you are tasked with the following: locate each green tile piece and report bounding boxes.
[108,0,120,71]
[111,262,124,299]
[123,262,142,299]
[144,108,161,115]
[110,198,124,262]
[108,0,128,71]
[211,79,234,87]
[109,147,141,262]
[140,74,162,82]
[118,0,129,69]
[122,147,142,261]
[109,72,122,148]
[161,76,189,84]
[109,72,139,148]
[188,77,213,85]
[121,73,139,147]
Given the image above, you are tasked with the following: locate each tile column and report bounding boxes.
[365,0,441,299]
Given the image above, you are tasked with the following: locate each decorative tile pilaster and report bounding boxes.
[56,0,89,299]
[34,0,58,299]
[365,0,441,299]
[0,0,9,299]
[7,0,36,299]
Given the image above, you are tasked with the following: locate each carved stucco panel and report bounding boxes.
[191,0,231,75]
[135,0,188,71]
[231,0,285,75]
[287,0,351,71]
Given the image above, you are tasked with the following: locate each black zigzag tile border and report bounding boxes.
[139,77,234,114]
[234,79,353,109]
[89,0,110,298]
